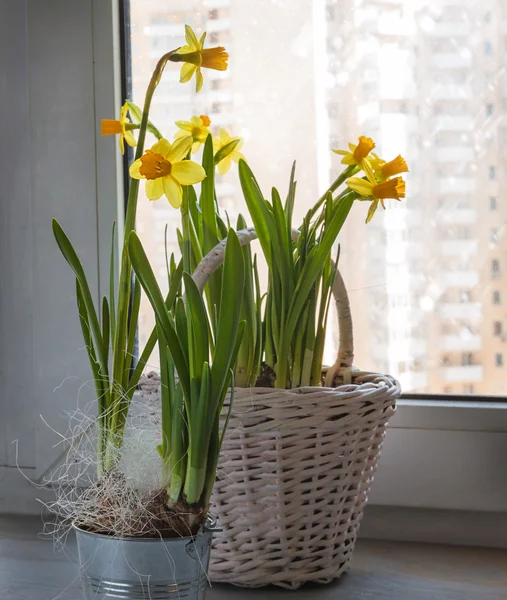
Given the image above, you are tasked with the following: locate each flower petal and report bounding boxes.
[145,178,164,200]
[163,176,183,208]
[366,199,379,223]
[167,137,193,163]
[198,31,207,49]
[219,128,230,144]
[175,120,193,131]
[217,156,232,175]
[195,68,203,92]
[185,25,200,51]
[119,135,125,155]
[151,138,172,158]
[124,131,137,148]
[129,158,144,179]
[180,62,197,83]
[171,160,206,185]
[346,177,374,197]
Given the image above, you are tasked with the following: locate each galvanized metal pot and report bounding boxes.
[74,519,216,600]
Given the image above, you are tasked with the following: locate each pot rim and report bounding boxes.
[72,515,217,542]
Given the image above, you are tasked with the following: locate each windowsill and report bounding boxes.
[1,516,505,600]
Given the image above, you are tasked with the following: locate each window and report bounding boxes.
[493,290,501,304]
[496,353,503,367]
[130,1,507,399]
[494,321,502,336]
[463,384,474,394]
[462,353,473,366]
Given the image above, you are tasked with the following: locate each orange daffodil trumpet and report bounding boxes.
[347,176,406,223]
[370,153,408,182]
[333,135,376,180]
[169,25,228,93]
[213,129,245,175]
[129,137,205,208]
[101,102,138,154]
[174,115,212,153]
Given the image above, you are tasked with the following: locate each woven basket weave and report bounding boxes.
[138,228,401,589]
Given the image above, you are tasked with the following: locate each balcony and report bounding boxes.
[436,270,479,287]
[435,147,474,163]
[439,240,478,256]
[397,372,427,392]
[428,22,472,37]
[432,84,472,100]
[440,365,484,383]
[206,19,231,33]
[430,53,472,69]
[436,207,477,225]
[439,302,481,320]
[439,335,482,351]
[437,178,476,194]
[434,116,474,132]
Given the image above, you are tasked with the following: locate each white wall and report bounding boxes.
[0,0,120,511]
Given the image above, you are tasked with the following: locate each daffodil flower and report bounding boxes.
[333,136,376,180]
[101,102,138,154]
[370,153,409,182]
[129,138,206,208]
[347,176,406,223]
[169,25,228,93]
[213,129,245,175]
[174,115,211,153]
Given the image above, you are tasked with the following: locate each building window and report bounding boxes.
[462,352,473,366]
[490,196,498,210]
[490,228,499,244]
[489,165,496,179]
[484,41,493,55]
[209,8,219,19]
[463,384,474,394]
[496,353,503,367]
[443,386,452,394]
[493,290,501,304]
[486,103,494,118]
[209,32,220,43]
[494,321,502,336]
[492,259,500,277]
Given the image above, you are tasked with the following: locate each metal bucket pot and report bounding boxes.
[74,519,216,600]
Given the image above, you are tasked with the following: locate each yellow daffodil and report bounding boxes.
[333,136,375,180]
[212,129,245,175]
[169,25,228,93]
[347,176,406,223]
[101,102,138,154]
[129,138,205,208]
[174,115,211,153]
[370,153,409,182]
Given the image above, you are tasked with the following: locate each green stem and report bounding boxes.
[307,164,358,220]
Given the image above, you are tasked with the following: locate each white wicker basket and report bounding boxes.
[138,228,401,589]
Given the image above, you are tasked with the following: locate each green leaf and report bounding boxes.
[101,296,110,361]
[52,219,105,367]
[109,221,116,338]
[211,229,245,403]
[183,273,209,381]
[128,231,191,401]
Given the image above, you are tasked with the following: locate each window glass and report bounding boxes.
[129,0,507,396]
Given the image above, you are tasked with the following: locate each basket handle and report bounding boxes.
[191,227,354,385]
